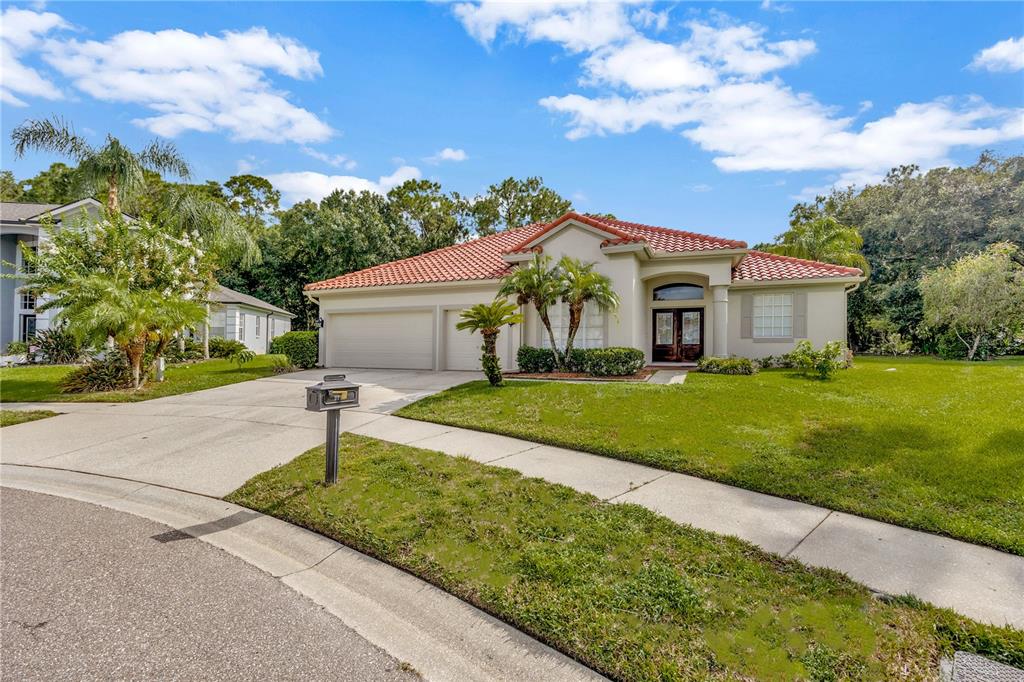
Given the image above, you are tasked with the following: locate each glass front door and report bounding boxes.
[651,308,704,362]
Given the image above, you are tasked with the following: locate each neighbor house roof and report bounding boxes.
[0,202,62,222]
[732,251,863,281]
[211,284,295,317]
[305,211,861,291]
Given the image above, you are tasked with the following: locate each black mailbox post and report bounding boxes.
[304,374,361,484]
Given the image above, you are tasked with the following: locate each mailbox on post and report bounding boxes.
[304,374,361,484]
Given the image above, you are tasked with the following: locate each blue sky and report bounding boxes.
[2,1,1022,244]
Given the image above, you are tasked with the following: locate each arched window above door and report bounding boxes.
[653,283,704,301]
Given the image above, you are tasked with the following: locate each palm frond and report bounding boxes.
[138,139,191,179]
[11,116,94,161]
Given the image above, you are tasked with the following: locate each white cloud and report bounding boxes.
[457,3,1024,189]
[969,36,1024,73]
[236,156,261,174]
[759,0,793,13]
[38,22,332,143]
[266,166,421,205]
[0,7,68,106]
[426,147,469,163]
[631,7,669,32]
[301,146,357,170]
[687,183,713,192]
[453,1,638,53]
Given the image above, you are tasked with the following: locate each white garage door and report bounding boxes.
[328,310,434,369]
[444,309,510,371]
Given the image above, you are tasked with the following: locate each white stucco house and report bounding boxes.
[1,199,292,355]
[304,212,865,370]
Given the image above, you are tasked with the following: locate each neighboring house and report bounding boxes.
[305,211,864,370]
[1,200,293,356]
[207,285,295,354]
[1,199,107,352]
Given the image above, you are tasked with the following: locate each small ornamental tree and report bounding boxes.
[10,214,212,388]
[920,242,1024,361]
[498,253,562,366]
[456,299,523,386]
[557,256,619,361]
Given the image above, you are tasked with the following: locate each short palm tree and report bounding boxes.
[11,116,190,214]
[557,257,619,360]
[455,299,523,386]
[765,216,870,275]
[498,253,562,364]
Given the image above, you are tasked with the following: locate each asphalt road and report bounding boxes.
[0,487,419,681]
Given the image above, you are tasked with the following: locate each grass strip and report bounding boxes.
[227,434,1023,681]
[0,409,58,427]
[397,356,1024,555]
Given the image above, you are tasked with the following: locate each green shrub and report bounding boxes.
[698,356,758,375]
[231,348,257,368]
[268,354,296,375]
[163,338,204,363]
[269,331,318,369]
[585,347,645,376]
[32,324,87,364]
[5,341,28,356]
[208,337,247,358]
[58,352,136,393]
[517,345,558,373]
[788,340,845,379]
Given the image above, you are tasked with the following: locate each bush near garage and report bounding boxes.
[270,331,318,369]
[698,357,758,375]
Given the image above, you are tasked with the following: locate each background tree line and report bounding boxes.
[759,153,1023,357]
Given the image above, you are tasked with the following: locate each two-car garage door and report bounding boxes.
[327,310,434,369]
[326,308,512,370]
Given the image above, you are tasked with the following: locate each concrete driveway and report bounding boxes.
[0,368,478,496]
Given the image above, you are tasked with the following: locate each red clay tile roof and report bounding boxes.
[506,212,747,253]
[304,226,534,291]
[732,250,863,281]
[305,212,860,291]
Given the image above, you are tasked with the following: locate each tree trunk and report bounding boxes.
[563,301,584,368]
[107,174,120,215]
[125,338,146,390]
[967,334,982,361]
[203,302,211,360]
[152,335,170,382]
[537,304,562,369]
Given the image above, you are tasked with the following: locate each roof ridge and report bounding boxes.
[604,217,747,248]
[745,249,862,274]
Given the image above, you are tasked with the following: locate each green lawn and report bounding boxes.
[0,409,58,427]
[0,356,282,403]
[228,435,1023,681]
[398,356,1024,555]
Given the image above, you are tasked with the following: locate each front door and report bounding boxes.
[652,308,704,362]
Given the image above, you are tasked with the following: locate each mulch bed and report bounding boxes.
[502,368,656,383]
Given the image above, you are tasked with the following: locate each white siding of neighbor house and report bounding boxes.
[312,218,857,368]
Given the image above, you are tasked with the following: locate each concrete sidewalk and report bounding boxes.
[1,465,601,682]
[347,414,1024,630]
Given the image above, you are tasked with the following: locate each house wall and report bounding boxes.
[727,282,850,359]
[1,235,17,351]
[314,282,522,369]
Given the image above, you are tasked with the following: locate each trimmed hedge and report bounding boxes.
[697,356,758,375]
[516,345,645,376]
[270,331,318,369]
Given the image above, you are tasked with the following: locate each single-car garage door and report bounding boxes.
[328,310,434,369]
[444,309,509,371]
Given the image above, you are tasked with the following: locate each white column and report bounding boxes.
[712,285,729,357]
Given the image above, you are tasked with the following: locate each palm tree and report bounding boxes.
[498,253,562,365]
[765,216,870,275]
[455,299,523,386]
[11,116,190,214]
[557,257,619,361]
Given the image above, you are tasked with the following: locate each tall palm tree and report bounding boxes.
[765,216,870,275]
[557,257,619,361]
[455,299,523,386]
[498,253,562,364]
[11,116,190,214]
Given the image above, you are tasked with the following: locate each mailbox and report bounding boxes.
[305,374,360,412]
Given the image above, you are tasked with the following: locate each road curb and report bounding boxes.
[0,463,603,682]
